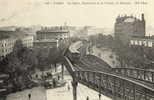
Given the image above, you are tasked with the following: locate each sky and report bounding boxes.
[0,0,153,29]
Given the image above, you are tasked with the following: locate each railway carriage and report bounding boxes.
[64,41,83,64]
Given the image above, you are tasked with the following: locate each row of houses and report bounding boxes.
[34,26,69,48]
[0,35,33,57]
[0,26,70,59]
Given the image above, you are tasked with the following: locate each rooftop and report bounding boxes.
[116,14,144,24]
[37,26,69,33]
[0,30,14,40]
[131,36,154,41]
[0,30,33,41]
[124,18,135,22]
[34,39,58,43]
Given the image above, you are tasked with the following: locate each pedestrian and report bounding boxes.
[86,96,89,100]
[58,75,60,80]
[67,84,70,91]
[98,93,101,100]
[28,93,31,100]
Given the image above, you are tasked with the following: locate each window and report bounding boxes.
[139,41,142,45]
[148,41,152,47]
[135,40,138,45]
[130,40,134,45]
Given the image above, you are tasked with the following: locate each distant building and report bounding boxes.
[0,30,14,40]
[21,35,34,48]
[36,26,69,40]
[114,14,145,45]
[0,30,34,58]
[77,26,88,38]
[0,38,16,57]
[35,26,69,48]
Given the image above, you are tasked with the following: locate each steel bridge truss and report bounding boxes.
[74,70,154,100]
[63,53,154,100]
[112,68,154,84]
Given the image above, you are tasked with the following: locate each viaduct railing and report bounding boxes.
[63,48,154,100]
[75,70,154,100]
[112,68,154,84]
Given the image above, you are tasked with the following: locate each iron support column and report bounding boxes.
[113,77,116,100]
[61,64,64,80]
[98,73,102,100]
[123,80,126,100]
[98,93,101,100]
[72,79,78,100]
[144,71,146,80]
[133,84,136,100]
[99,73,102,92]
[145,89,147,100]
[152,73,154,82]
[93,72,96,85]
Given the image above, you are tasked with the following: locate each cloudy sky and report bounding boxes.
[0,0,153,28]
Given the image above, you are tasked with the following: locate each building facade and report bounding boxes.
[114,14,145,45]
[0,38,16,57]
[130,36,154,48]
[21,36,34,48]
[0,35,34,58]
[36,26,69,40]
[34,39,58,48]
[35,26,69,48]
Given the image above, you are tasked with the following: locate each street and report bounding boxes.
[6,86,46,100]
[46,75,111,100]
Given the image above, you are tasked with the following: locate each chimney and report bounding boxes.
[141,13,145,21]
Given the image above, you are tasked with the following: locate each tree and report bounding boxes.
[48,48,63,64]
[21,48,38,72]
[1,39,39,90]
[13,39,24,58]
[7,39,38,75]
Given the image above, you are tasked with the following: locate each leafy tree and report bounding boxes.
[0,39,39,90]
[13,39,24,58]
[6,39,38,75]
[48,48,63,64]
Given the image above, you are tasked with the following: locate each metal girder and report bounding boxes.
[113,68,154,84]
[75,70,154,100]
[63,55,154,100]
